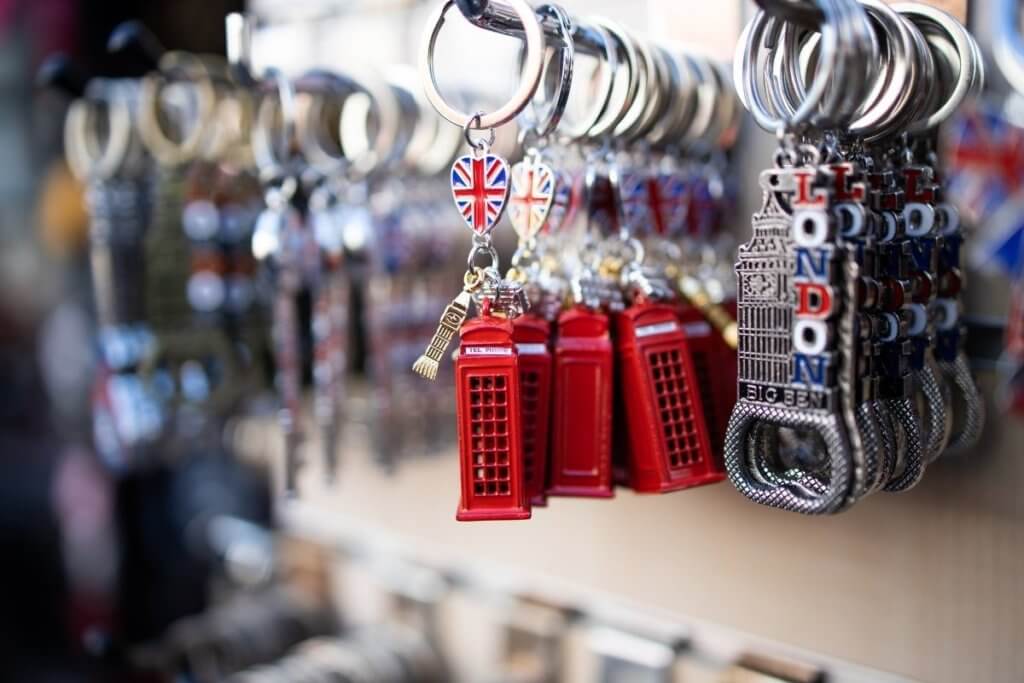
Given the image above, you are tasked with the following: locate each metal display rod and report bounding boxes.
[453,0,607,57]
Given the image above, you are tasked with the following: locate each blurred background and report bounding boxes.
[2,1,1024,682]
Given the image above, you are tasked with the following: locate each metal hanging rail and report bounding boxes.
[453,0,607,57]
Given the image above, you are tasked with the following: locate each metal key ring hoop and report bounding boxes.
[647,46,696,148]
[586,18,639,140]
[633,41,674,142]
[463,112,496,153]
[339,71,403,176]
[893,3,980,133]
[137,51,218,166]
[420,0,545,130]
[296,70,361,176]
[767,0,877,132]
[679,53,719,147]
[558,21,617,142]
[251,67,297,181]
[64,83,134,181]
[517,3,574,139]
[613,28,656,140]
[776,0,915,140]
[737,1,841,134]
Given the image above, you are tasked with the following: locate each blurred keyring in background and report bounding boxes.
[137,51,218,166]
[64,85,134,181]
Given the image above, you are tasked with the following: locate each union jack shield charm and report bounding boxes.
[649,171,688,237]
[545,169,576,235]
[508,158,555,242]
[615,167,651,235]
[451,153,511,236]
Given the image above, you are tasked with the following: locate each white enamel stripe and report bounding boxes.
[463,346,513,356]
[634,321,680,338]
[516,343,548,355]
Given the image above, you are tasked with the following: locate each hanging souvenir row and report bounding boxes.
[63,74,166,470]
[233,45,477,490]
[134,47,269,426]
[416,0,742,520]
[727,0,985,514]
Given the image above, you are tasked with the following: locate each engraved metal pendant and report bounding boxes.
[724,167,853,515]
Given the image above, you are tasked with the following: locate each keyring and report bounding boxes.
[64,82,134,181]
[707,60,741,148]
[679,53,719,146]
[586,18,639,140]
[895,3,981,132]
[737,1,842,133]
[339,70,403,176]
[294,70,360,176]
[631,42,674,143]
[613,27,657,140]
[419,0,545,130]
[137,51,218,166]
[386,68,432,170]
[250,67,297,181]
[517,3,574,139]
[387,66,463,175]
[776,0,916,140]
[558,21,616,142]
[645,45,696,148]
[462,112,496,153]
[766,0,877,130]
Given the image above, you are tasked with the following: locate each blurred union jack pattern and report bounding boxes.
[615,167,651,235]
[648,172,688,237]
[943,102,1024,278]
[509,160,555,241]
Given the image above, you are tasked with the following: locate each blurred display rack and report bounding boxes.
[279,498,914,683]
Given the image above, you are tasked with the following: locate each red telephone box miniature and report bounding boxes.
[513,313,553,506]
[612,361,633,488]
[548,305,615,497]
[717,299,738,453]
[455,314,531,521]
[676,302,736,457]
[616,301,724,493]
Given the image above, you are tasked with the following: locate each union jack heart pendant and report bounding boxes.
[508,157,556,242]
[451,153,511,236]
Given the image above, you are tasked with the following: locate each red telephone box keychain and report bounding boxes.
[507,150,563,506]
[611,161,725,494]
[546,164,621,499]
[675,277,739,458]
[411,107,533,520]
[455,299,530,520]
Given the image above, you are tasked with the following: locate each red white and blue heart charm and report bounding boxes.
[450,153,511,236]
[508,157,556,242]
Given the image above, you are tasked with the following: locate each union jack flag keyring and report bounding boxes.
[451,137,511,237]
[412,0,547,381]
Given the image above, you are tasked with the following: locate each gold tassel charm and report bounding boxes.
[412,289,473,380]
